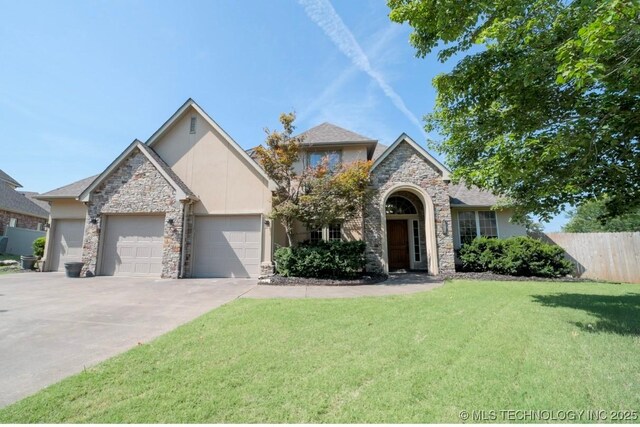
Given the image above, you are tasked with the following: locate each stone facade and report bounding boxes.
[365,141,455,274]
[0,210,45,236]
[80,150,185,278]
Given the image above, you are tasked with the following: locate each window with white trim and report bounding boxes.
[458,211,498,245]
[310,228,323,243]
[412,219,421,262]
[308,151,341,170]
[309,223,342,242]
[37,223,43,231]
[328,223,342,241]
[9,218,17,228]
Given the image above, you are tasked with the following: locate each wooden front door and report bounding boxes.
[387,220,410,270]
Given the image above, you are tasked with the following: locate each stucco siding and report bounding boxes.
[152,108,271,215]
[49,199,87,219]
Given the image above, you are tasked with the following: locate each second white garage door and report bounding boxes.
[193,215,261,278]
[101,215,164,277]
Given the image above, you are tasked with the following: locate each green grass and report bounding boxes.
[0,253,20,274]
[1,280,639,423]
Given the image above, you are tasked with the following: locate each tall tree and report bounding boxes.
[388,0,640,221]
[255,113,372,245]
[563,197,640,232]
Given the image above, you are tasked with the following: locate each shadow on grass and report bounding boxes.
[532,293,640,336]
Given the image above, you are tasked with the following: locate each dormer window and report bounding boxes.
[308,150,341,170]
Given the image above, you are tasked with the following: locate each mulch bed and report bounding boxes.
[262,271,595,286]
[263,274,388,286]
[439,271,595,283]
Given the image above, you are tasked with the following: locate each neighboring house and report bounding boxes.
[36,99,526,278]
[0,169,49,236]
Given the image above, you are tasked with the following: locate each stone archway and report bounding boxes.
[379,183,439,274]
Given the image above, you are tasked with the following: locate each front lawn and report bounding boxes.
[1,280,638,423]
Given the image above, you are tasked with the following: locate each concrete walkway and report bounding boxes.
[243,272,443,299]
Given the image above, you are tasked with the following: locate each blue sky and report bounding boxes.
[0,0,568,230]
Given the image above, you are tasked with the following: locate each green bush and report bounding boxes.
[459,236,573,277]
[274,240,366,279]
[33,236,46,258]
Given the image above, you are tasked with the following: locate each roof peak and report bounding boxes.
[297,122,376,145]
[0,168,22,188]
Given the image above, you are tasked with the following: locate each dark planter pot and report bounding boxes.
[20,256,37,270]
[64,262,84,278]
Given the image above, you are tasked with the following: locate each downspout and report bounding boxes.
[179,199,193,278]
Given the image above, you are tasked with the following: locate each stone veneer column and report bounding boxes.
[365,141,455,275]
[80,150,185,278]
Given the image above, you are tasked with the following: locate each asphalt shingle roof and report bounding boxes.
[37,175,99,199]
[19,192,50,213]
[0,182,49,218]
[297,123,376,145]
[448,183,500,207]
[0,169,21,188]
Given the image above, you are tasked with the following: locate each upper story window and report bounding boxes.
[458,210,498,245]
[308,150,341,170]
[386,196,417,215]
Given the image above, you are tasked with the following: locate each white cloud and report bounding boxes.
[298,0,426,138]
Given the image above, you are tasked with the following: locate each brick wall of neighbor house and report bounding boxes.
[81,150,185,278]
[365,141,455,274]
[0,209,45,236]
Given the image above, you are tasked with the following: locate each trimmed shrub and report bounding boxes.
[459,236,573,277]
[274,240,366,279]
[33,236,46,258]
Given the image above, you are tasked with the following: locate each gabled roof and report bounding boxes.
[146,98,276,189]
[0,182,49,219]
[19,192,50,213]
[448,183,500,207]
[372,143,388,160]
[0,169,22,188]
[296,122,377,145]
[78,140,196,203]
[371,133,451,180]
[36,175,99,200]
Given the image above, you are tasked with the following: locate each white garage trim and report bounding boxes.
[192,214,262,278]
[99,215,165,277]
[49,219,85,271]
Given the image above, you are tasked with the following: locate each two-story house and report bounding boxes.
[37,99,525,278]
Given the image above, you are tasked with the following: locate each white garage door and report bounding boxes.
[50,219,85,271]
[101,215,164,277]
[193,215,261,278]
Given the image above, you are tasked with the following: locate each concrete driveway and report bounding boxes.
[0,272,256,407]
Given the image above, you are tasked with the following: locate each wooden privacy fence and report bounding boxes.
[543,232,640,284]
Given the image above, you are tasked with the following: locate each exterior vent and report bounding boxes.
[190,116,196,134]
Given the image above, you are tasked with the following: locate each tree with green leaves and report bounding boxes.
[563,197,640,232]
[255,113,372,246]
[388,0,640,222]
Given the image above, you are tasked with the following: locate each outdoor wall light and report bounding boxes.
[264,219,271,227]
[90,218,98,225]
[44,223,50,230]
[167,218,174,225]
[442,220,449,235]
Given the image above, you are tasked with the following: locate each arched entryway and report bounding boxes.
[380,184,439,274]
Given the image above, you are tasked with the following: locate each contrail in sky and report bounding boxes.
[298,0,426,137]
